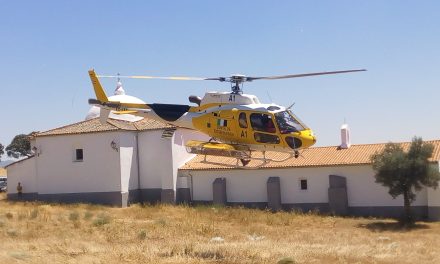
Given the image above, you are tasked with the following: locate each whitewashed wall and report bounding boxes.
[172,129,207,190]
[7,157,37,194]
[428,187,440,207]
[34,132,122,194]
[184,164,428,206]
[119,132,138,192]
[138,129,206,193]
[331,165,427,207]
[428,162,440,207]
[138,130,173,189]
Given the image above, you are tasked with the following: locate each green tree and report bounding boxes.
[0,143,4,161]
[371,137,440,225]
[6,134,32,159]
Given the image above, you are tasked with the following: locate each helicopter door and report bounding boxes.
[238,112,250,142]
[249,113,280,144]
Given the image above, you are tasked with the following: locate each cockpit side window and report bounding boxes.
[239,112,248,128]
[275,111,306,134]
[250,113,276,133]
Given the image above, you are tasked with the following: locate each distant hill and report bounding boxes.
[0,160,14,168]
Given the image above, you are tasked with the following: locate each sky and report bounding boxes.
[1,1,440,156]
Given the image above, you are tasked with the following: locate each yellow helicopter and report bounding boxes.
[88,69,365,166]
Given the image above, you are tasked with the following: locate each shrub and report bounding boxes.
[69,211,80,221]
[84,211,93,220]
[138,230,147,240]
[7,229,18,237]
[93,214,111,227]
[277,257,296,264]
[5,212,13,219]
[155,218,167,227]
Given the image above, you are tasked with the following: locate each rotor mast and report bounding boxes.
[226,75,247,94]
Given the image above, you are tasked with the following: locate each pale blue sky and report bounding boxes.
[1,1,439,155]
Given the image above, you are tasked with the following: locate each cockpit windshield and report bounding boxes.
[275,110,307,134]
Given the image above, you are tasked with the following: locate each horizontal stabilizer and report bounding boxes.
[88,98,122,109]
[88,98,102,105]
[113,110,138,115]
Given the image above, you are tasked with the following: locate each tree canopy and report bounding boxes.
[371,137,440,224]
[6,134,32,159]
[0,143,4,161]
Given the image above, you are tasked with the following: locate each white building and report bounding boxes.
[5,85,440,220]
[179,140,440,221]
[6,83,205,206]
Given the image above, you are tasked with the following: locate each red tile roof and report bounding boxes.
[36,117,171,137]
[180,140,440,171]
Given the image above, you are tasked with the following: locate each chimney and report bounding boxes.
[340,123,351,149]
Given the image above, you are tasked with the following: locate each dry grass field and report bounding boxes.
[0,193,439,264]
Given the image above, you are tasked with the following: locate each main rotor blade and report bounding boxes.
[247,69,366,81]
[97,75,222,81]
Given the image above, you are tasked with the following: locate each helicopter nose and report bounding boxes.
[285,130,316,150]
[302,130,317,148]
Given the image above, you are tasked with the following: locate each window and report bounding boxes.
[254,132,280,144]
[75,149,83,162]
[275,111,307,134]
[250,113,276,133]
[239,112,248,128]
[300,179,308,190]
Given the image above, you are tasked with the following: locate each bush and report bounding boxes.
[84,211,93,220]
[277,257,296,264]
[5,212,13,219]
[69,211,80,221]
[7,229,18,237]
[93,214,111,227]
[138,230,147,240]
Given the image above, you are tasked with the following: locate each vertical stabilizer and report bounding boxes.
[89,69,108,102]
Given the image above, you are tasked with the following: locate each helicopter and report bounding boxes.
[88,69,365,166]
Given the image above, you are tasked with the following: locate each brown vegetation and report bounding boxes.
[0,192,439,263]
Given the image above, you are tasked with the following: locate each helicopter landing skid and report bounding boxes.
[186,140,251,159]
[185,140,298,169]
[199,151,297,169]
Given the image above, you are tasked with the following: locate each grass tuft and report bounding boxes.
[7,228,18,237]
[5,212,13,219]
[93,214,111,227]
[155,218,167,227]
[29,209,39,219]
[277,257,296,264]
[138,230,147,240]
[69,211,80,221]
[9,251,30,260]
[84,211,93,220]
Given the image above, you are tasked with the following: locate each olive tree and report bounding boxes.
[0,143,4,161]
[371,137,440,225]
[6,134,33,159]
